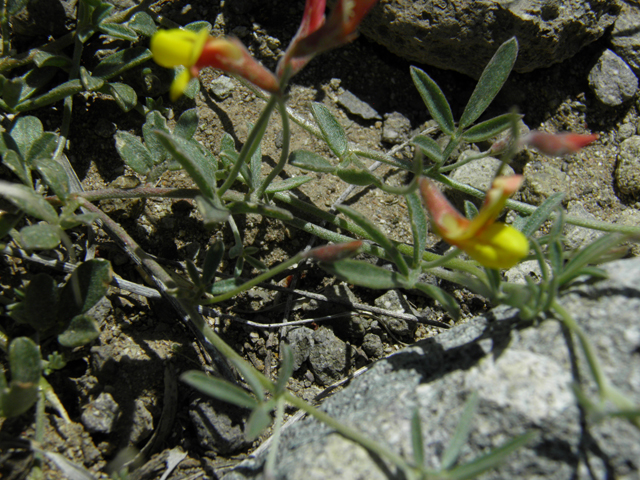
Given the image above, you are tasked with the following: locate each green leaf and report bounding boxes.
[33,50,72,69]
[92,47,153,80]
[337,205,409,276]
[559,233,627,286]
[405,192,427,270]
[11,116,43,160]
[57,259,113,320]
[114,131,154,175]
[0,181,58,222]
[174,108,199,140]
[58,314,101,347]
[184,21,212,33]
[519,192,564,237]
[142,110,171,161]
[202,240,224,286]
[20,223,61,250]
[0,337,41,417]
[412,135,444,165]
[410,67,455,135]
[0,213,21,240]
[289,149,336,173]
[3,77,25,109]
[445,431,535,480]
[26,132,58,165]
[461,113,520,143]
[230,357,266,401]
[195,195,230,228]
[336,167,377,186]
[463,200,479,220]
[182,75,200,99]
[104,82,137,112]
[311,102,348,158]
[181,370,258,409]
[411,409,425,467]
[98,23,139,42]
[9,273,58,330]
[127,11,157,37]
[3,149,32,186]
[246,404,273,441]
[441,392,479,470]
[227,201,293,221]
[245,255,267,271]
[264,176,312,193]
[34,157,70,200]
[414,282,460,321]
[91,1,114,24]
[319,260,407,289]
[459,38,518,129]
[275,344,294,394]
[79,67,105,92]
[156,131,217,198]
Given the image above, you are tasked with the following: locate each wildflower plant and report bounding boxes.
[0,0,639,478]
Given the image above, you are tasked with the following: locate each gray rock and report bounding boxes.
[382,112,411,144]
[503,260,543,285]
[336,91,381,120]
[360,0,619,79]
[611,4,640,76]
[616,136,640,196]
[81,392,120,434]
[373,290,417,341]
[189,396,252,455]
[308,327,348,386]
[449,153,515,197]
[127,399,154,445]
[563,201,604,250]
[361,333,384,359]
[283,327,315,372]
[588,49,638,106]
[209,75,235,100]
[618,122,637,140]
[523,162,570,205]
[223,257,640,480]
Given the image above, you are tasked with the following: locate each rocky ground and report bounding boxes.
[1,1,640,479]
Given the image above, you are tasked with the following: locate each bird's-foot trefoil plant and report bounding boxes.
[0,0,638,478]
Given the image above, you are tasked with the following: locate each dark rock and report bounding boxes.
[283,327,315,372]
[189,396,252,455]
[373,290,417,341]
[337,91,381,120]
[361,333,384,359]
[588,49,638,106]
[308,327,348,386]
[81,392,120,434]
[360,0,619,79]
[616,136,640,196]
[611,3,640,77]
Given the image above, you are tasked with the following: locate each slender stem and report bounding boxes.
[202,252,305,304]
[256,97,290,200]
[439,150,490,173]
[218,95,278,196]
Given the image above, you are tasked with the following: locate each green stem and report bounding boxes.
[202,252,305,304]
[439,150,490,173]
[218,95,278,197]
[256,97,290,200]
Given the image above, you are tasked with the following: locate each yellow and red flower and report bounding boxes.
[277,0,379,78]
[150,28,280,101]
[419,176,529,269]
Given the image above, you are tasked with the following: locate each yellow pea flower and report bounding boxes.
[150,28,280,101]
[419,176,529,269]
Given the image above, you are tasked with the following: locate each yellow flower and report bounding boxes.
[150,28,280,101]
[419,176,529,269]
